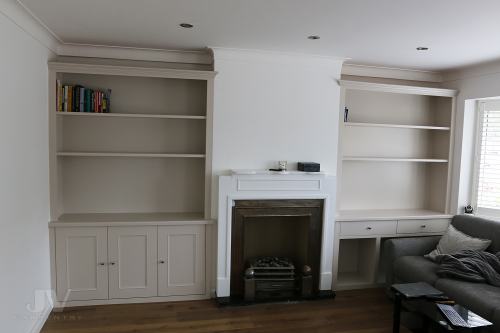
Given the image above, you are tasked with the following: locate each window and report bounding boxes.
[473,100,500,217]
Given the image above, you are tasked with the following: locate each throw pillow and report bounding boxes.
[426,225,492,261]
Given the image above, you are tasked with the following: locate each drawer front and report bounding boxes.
[397,219,450,234]
[340,220,397,236]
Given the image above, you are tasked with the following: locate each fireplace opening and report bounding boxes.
[230,199,323,301]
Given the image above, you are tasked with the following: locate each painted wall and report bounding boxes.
[0,7,55,333]
[211,48,343,216]
[443,61,500,214]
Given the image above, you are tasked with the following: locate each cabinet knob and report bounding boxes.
[109,262,116,266]
[98,262,106,266]
[366,226,372,230]
[159,260,166,264]
[421,225,426,228]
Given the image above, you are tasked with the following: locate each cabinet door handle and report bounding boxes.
[109,262,116,266]
[159,259,166,264]
[98,262,106,266]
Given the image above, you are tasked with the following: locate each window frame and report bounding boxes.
[471,100,500,218]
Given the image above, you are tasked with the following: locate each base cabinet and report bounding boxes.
[54,224,206,304]
[158,225,205,296]
[55,227,108,301]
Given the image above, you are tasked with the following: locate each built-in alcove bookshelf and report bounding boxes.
[337,80,457,219]
[48,60,216,221]
[334,80,457,290]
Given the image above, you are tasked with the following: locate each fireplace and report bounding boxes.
[230,199,323,300]
[217,171,336,303]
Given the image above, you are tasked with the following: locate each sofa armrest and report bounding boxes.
[384,236,441,286]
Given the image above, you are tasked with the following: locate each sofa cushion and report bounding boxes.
[426,225,491,261]
[452,215,500,253]
[435,278,500,321]
[393,256,440,285]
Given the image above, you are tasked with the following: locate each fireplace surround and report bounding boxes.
[217,171,336,303]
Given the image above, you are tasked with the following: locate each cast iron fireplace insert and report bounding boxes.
[230,199,323,301]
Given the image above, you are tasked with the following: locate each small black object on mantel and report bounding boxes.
[298,162,320,172]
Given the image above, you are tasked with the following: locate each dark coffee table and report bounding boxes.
[391,282,493,332]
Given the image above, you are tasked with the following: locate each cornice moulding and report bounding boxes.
[342,63,443,83]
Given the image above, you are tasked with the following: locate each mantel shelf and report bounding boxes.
[56,112,206,120]
[57,152,206,158]
[344,122,450,131]
[343,157,448,163]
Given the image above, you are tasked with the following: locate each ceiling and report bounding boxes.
[18,0,500,71]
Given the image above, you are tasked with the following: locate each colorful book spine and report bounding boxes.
[68,86,73,112]
[56,80,62,112]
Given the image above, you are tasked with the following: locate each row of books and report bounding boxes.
[57,80,111,113]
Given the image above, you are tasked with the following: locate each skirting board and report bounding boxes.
[29,303,53,333]
[53,294,210,309]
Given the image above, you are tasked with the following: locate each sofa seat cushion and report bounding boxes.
[435,278,500,321]
[393,256,440,285]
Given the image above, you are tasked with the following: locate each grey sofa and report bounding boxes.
[385,214,500,331]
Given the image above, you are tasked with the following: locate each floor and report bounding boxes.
[41,288,408,333]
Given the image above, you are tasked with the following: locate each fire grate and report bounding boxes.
[244,257,312,301]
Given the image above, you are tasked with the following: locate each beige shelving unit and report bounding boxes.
[47,59,216,307]
[48,61,216,220]
[333,80,458,290]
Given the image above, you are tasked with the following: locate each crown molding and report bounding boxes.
[0,0,59,52]
[57,44,212,65]
[342,63,443,83]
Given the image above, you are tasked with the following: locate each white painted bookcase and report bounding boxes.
[333,80,458,290]
[47,59,216,307]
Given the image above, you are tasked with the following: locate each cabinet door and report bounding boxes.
[55,227,108,301]
[108,226,158,299]
[158,225,205,296]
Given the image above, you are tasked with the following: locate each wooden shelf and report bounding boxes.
[50,212,213,227]
[342,157,448,163]
[57,112,206,120]
[337,209,452,222]
[344,122,450,131]
[57,152,205,158]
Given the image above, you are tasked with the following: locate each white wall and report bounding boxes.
[0,4,55,333]
[443,61,500,214]
[211,48,343,216]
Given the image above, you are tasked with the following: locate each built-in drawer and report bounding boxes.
[396,219,450,234]
[340,220,397,236]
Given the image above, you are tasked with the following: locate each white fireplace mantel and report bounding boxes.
[216,171,337,298]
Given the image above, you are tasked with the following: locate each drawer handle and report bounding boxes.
[421,225,427,228]
[366,227,372,230]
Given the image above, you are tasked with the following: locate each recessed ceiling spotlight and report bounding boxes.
[179,23,194,28]
[416,47,429,51]
[308,35,320,40]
